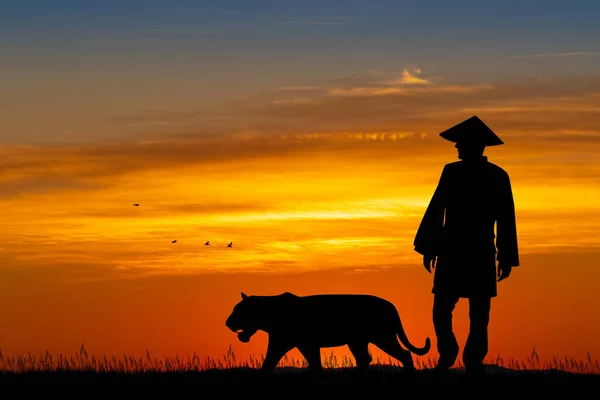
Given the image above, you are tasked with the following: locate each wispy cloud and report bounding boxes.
[510,51,600,59]
[278,86,322,91]
[103,68,600,152]
[278,16,356,25]
[385,68,430,85]
[77,29,216,45]
[146,28,215,37]
[0,131,427,198]
[249,70,600,140]
[325,67,442,96]
[274,67,487,98]
[77,40,129,45]
[274,68,436,98]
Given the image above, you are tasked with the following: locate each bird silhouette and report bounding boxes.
[205,241,210,245]
[227,242,233,247]
[133,204,140,206]
[172,240,177,243]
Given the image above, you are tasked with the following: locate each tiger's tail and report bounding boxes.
[396,313,431,356]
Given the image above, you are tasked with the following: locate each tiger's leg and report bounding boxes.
[261,338,292,374]
[373,336,416,372]
[297,345,324,373]
[348,342,372,372]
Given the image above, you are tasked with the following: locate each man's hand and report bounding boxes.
[423,254,437,273]
[497,262,512,282]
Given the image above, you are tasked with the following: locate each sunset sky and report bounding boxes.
[1,0,600,367]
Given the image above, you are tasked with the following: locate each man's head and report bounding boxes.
[439,116,503,159]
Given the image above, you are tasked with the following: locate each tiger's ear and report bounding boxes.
[241,292,248,300]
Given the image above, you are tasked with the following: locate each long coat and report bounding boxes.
[413,156,519,298]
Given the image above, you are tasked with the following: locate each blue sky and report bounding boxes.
[4,1,599,63]
[1,0,599,143]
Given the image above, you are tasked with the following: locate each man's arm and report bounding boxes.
[414,165,448,258]
[496,171,519,268]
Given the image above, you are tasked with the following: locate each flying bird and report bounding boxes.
[172,240,177,243]
[133,204,140,206]
[227,242,233,247]
[205,241,210,245]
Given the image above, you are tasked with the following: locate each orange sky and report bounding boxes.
[1,62,600,368]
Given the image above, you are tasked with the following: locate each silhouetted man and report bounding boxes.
[413,115,519,377]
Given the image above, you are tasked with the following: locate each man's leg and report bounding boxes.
[432,294,460,371]
[463,297,492,375]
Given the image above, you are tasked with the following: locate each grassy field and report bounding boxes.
[1,344,598,387]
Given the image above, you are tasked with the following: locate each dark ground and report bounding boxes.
[2,365,599,388]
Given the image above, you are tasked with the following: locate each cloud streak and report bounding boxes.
[510,51,600,59]
[90,67,600,174]
[76,28,217,46]
[278,16,356,25]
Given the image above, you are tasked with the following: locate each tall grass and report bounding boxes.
[0,344,598,375]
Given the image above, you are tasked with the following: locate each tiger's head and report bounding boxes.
[225,292,259,343]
